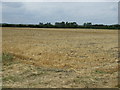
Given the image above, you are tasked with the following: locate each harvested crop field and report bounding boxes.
[2,27,119,88]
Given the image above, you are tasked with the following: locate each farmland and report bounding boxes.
[2,27,118,88]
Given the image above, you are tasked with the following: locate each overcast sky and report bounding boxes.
[2,2,118,25]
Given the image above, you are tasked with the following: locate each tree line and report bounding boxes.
[1,22,120,29]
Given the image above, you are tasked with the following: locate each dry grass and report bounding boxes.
[2,27,118,88]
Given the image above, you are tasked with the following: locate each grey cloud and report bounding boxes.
[2,2,118,25]
[2,2,23,8]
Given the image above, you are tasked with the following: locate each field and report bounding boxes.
[2,27,119,88]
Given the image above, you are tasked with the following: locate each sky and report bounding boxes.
[1,1,119,25]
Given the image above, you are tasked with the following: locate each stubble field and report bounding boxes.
[2,27,119,88]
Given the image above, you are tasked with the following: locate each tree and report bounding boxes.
[83,22,92,26]
[55,21,65,28]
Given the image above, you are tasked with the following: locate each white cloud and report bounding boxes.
[1,0,119,2]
